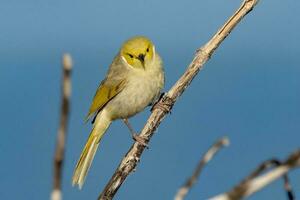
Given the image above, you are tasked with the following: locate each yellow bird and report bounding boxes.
[72,36,165,189]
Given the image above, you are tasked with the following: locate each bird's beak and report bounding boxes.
[138,54,145,69]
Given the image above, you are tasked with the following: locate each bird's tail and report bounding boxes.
[72,111,111,189]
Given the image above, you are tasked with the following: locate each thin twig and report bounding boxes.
[246,159,295,199]
[283,175,295,200]
[209,150,300,200]
[51,54,72,200]
[98,0,259,199]
[174,137,229,200]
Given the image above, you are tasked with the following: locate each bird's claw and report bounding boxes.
[132,133,149,148]
[151,94,173,114]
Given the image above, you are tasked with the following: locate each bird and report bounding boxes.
[72,36,165,189]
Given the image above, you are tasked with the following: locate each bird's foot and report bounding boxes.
[151,94,173,114]
[132,133,149,148]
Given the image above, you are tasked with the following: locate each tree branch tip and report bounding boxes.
[285,150,300,166]
[220,137,230,147]
[244,0,259,12]
[51,189,62,200]
[246,0,259,5]
[63,53,73,70]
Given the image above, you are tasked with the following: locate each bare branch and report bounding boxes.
[209,150,300,200]
[243,158,295,199]
[174,137,229,200]
[98,0,259,199]
[245,159,295,200]
[51,54,73,200]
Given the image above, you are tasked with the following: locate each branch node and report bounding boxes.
[196,47,211,59]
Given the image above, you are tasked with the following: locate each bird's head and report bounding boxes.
[120,36,155,69]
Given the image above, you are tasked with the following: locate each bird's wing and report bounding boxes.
[85,78,126,122]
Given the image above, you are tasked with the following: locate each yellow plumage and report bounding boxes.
[72,111,111,189]
[72,36,164,189]
[85,79,126,121]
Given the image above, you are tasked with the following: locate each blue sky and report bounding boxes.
[0,0,299,199]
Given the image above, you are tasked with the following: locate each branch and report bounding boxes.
[246,159,295,199]
[51,54,72,200]
[174,137,229,200]
[209,150,300,200]
[283,174,295,200]
[98,0,259,199]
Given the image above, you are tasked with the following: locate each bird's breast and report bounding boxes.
[107,66,164,120]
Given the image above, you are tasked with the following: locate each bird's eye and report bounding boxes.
[127,53,134,58]
[146,48,149,52]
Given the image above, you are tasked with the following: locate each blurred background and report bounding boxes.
[0,0,299,199]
